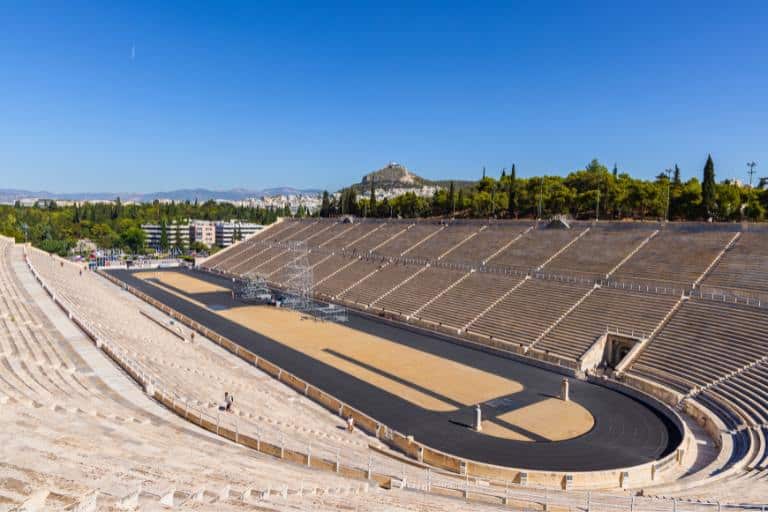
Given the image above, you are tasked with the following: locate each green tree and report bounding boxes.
[745,199,765,221]
[320,191,331,217]
[159,220,169,251]
[716,183,742,221]
[369,178,376,214]
[121,227,146,254]
[702,154,717,218]
[174,223,184,250]
[91,223,116,249]
[507,164,518,217]
[678,179,703,219]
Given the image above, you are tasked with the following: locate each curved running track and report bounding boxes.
[109,268,680,472]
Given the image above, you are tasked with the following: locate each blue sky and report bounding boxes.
[1,1,767,193]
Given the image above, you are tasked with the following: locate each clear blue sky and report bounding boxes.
[1,1,767,193]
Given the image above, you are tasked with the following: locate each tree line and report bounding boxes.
[2,156,766,257]
[0,198,288,256]
[319,157,766,222]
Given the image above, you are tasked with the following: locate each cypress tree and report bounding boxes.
[159,220,169,251]
[448,181,455,215]
[673,164,681,186]
[508,164,518,217]
[702,154,717,217]
[174,224,183,250]
[321,191,330,217]
[349,188,358,215]
[612,163,618,178]
[369,178,376,215]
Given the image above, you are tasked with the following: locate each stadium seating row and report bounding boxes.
[0,237,384,512]
[13,236,714,510]
[203,222,768,399]
[200,219,768,498]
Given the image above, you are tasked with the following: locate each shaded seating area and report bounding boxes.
[466,279,591,347]
[628,299,768,396]
[372,267,467,317]
[535,287,679,360]
[613,230,735,286]
[544,226,654,278]
[702,231,768,298]
[416,271,524,331]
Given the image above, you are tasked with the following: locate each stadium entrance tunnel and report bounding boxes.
[579,330,645,373]
[108,268,686,479]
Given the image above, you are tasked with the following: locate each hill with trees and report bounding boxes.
[321,157,766,221]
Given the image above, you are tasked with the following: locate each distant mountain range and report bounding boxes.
[0,187,323,204]
[2,164,478,205]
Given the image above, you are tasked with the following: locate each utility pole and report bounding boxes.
[665,168,673,222]
[747,162,757,187]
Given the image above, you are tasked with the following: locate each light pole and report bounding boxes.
[664,168,673,222]
[747,162,757,187]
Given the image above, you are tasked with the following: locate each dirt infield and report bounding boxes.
[135,270,229,294]
[482,398,594,442]
[114,267,678,470]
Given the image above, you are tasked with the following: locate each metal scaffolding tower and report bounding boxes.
[282,241,314,312]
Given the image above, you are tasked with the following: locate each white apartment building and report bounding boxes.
[215,221,263,247]
[141,221,190,249]
[189,220,216,246]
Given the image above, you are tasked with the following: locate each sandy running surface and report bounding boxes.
[218,304,522,412]
[481,398,594,442]
[135,270,229,294]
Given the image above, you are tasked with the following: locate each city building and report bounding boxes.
[141,221,190,250]
[242,193,322,214]
[215,221,263,247]
[189,220,216,247]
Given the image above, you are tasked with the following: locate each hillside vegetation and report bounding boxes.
[323,158,766,221]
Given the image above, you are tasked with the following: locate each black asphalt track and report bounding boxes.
[109,268,680,471]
